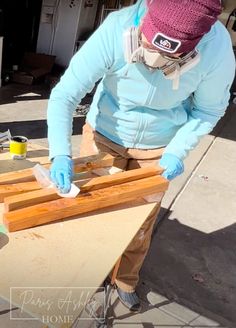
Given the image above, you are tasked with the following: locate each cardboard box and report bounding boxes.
[11,72,34,85]
[12,52,56,85]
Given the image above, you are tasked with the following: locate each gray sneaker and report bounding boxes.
[117,287,141,312]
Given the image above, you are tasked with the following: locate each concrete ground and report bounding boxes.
[0,83,235,328]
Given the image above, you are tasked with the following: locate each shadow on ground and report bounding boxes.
[0,117,86,140]
[0,83,49,105]
[211,103,236,142]
[140,211,236,328]
[0,82,91,140]
[0,232,9,250]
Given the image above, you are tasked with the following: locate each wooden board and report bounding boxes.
[4,166,163,212]
[0,200,156,327]
[4,175,168,232]
[0,166,48,184]
[0,181,40,202]
[0,152,114,184]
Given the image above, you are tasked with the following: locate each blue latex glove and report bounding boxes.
[50,155,74,193]
[159,153,184,180]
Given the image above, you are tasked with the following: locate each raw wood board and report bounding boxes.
[0,201,156,327]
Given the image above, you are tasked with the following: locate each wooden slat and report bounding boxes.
[0,181,40,202]
[3,175,169,232]
[0,166,48,185]
[73,153,114,170]
[79,166,163,191]
[4,166,163,212]
[4,188,58,212]
[0,153,114,185]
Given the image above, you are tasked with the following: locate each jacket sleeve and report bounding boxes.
[47,14,117,160]
[164,41,236,161]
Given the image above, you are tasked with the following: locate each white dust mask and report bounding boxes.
[130,46,200,90]
[130,46,173,70]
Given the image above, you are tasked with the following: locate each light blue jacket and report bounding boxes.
[47,2,235,160]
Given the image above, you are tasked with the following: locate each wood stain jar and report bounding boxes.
[10,136,28,159]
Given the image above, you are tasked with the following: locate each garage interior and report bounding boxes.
[0,0,235,88]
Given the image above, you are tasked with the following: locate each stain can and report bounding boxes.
[10,136,28,159]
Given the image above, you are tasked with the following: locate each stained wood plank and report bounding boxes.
[0,153,114,185]
[0,166,47,185]
[3,175,169,232]
[4,188,58,212]
[73,153,114,169]
[0,181,40,202]
[4,166,163,212]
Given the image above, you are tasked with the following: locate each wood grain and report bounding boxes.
[4,175,169,232]
[4,166,163,212]
[0,181,40,202]
[0,166,47,185]
[0,153,114,185]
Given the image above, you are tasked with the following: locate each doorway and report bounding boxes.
[0,0,42,71]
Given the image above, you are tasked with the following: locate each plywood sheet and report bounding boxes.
[0,201,156,327]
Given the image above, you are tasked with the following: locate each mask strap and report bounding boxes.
[130,46,144,63]
[172,64,181,90]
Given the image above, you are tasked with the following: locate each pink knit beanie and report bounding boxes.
[140,0,222,54]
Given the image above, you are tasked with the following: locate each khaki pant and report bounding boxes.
[80,123,165,292]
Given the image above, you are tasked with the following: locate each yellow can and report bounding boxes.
[10,136,28,159]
